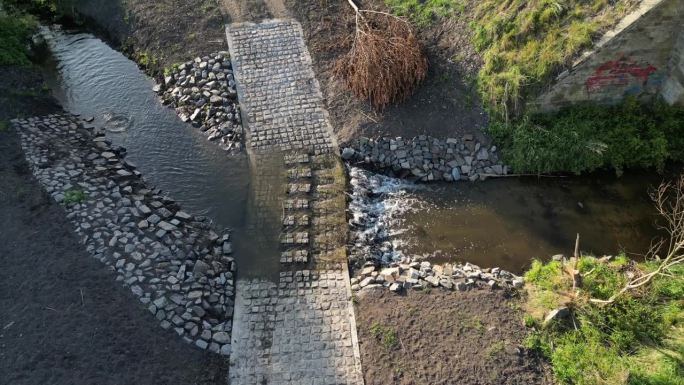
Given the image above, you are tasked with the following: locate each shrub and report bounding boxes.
[0,12,38,66]
[334,9,427,109]
[490,99,684,175]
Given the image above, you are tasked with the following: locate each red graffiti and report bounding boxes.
[585,55,657,93]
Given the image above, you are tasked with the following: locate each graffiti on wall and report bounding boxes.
[585,55,661,95]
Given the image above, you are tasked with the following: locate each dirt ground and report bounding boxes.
[286,0,489,145]
[355,289,552,385]
[0,67,229,385]
[70,0,226,74]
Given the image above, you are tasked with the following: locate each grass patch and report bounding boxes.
[384,0,466,26]
[471,0,639,119]
[489,98,684,175]
[485,340,506,358]
[63,188,87,204]
[523,256,683,385]
[369,322,399,350]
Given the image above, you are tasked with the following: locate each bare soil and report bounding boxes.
[355,289,552,385]
[286,0,489,145]
[0,67,229,385]
[219,0,287,22]
[71,0,226,74]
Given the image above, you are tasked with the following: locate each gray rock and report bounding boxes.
[512,277,524,289]
[193,260,211,277]
[451,167,461,181]
[212,331,230,344]
[341,147,355,160]
[544,307,570,327]
[157,221,177,231]
[425,275,440,287]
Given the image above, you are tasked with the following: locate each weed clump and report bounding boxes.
[471,0,639,119]
[63,189,87,205]
[369,322,399,350]
[0,12,38,66]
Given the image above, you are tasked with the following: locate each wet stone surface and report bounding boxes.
[230,270,363,385]
[157,52,244,153]
[13,114,235,355]
[227,20,335,154]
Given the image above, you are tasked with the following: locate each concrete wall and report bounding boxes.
[535,0,684,111]
[661,26,684,106]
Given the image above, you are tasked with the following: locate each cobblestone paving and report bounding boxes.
[227,19,362,385]
[226,20,335,154]
[231,270,362,385]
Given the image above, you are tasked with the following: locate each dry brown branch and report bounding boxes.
[334,0,428,109]
[590,176,684,304]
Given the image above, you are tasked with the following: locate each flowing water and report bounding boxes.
[348,167,665,274]
[39,28,282,278]
[40,27,666,278]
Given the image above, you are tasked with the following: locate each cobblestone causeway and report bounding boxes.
[227,20,362,384]
[226,20,336,154]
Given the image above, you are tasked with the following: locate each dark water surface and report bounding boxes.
[40,29,281,278]
[400,173,664,274]
[349,167,667,275]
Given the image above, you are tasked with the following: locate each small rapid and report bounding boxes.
[347,166,426,265]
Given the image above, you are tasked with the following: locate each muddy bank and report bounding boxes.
[355,289,551,385]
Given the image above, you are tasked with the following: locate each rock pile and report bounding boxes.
[14,114,236,355]
[155,52,243,152]
[351,258,524,294]
[342,135,508,182]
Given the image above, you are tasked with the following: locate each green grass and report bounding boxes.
[489,98,684,175]
[369,322,399,350]
[471,0,638,119]
[523,256,684,385]
[384,0,465,26]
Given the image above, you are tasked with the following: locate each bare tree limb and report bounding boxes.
[589,176,684,305]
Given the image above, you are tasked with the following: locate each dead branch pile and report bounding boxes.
[588,175,684,305]
[334,3,427,109]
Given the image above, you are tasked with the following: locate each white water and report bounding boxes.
[347,166,431,265]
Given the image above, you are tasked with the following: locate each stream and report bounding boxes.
[40,28,664,277]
